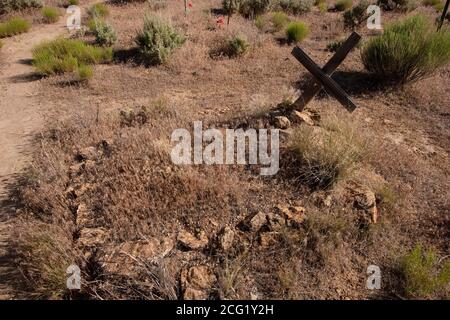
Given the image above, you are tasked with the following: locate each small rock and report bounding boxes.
[274,205,306,227]
[177,230,209,250]
[217,226,235,252]
[350,184,378,224]
[246,212,267,232]
[274,116,291,129]
[180,265,216,300]
[290,110,315,126]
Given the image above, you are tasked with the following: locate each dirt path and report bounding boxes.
[0,12,86,299]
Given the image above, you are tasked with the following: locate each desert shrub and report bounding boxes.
[42,7,60,24]
[32,38,113,75]
[422,0,440,5]
[316,0,327,12]
[272,11,289,30]
[343,0,369,29]
[361,15,450,84]
[239,0,272,18]
[0,0,42,14]
[378,0,418,11]
[285,21,309,43]
[0,17,30,38]
[433,1,444,10]
[334,0,353,11]
[93,20,117,46]
[228,35,250,56]
[135,15,185,65]
[255,15,268,29]
[401,245,450,299]
[67,0,79,5]
[288,113,368,189]
[77,64,93,81]
[279,0,314,14]
[88,3,109,18]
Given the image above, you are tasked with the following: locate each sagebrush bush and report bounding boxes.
[228,35,250,56]
[239,0,272,17]
[32,38,113,75]
[288,113,368,189]
[93,20,117,46]
[361,15,450,84]
[0,17,30,38]
[135,15,185,65]
[279,0,314,14]
[0,0,42,14]
[401,245,450,299]
[343,0,369,29]
[378,0,418,11]
[286,21,309,43]
[88,3,109,18]
[334,0,353,11]
[272,11,289,30]
[42,7,60,24]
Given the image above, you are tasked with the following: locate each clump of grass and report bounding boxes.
[401,244,450,299]
[361,14,450,84]
[228,35,250,56]
[272,11,289,31]
[77,64,93,82]
[32,38,113,75]
[88,3,109,18]
[334,0,352,11]
[239,0,272,18]
[0,40,3,49]
[67,0,79,5]
[0,17,30,38]
[42,7,61,24]
[316,0,327,12]
[285,21,309,43]
[378,0,418,11]
[279,0,314,14]
[255,15,268,30]
[135,15,185,65]
[288,113,368,189]
[148,0,167,10]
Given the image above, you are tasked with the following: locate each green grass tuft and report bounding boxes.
[285,21,309,43]
[42,7,61,24]
[0,17,30,38]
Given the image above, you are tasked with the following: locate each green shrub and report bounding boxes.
[286,21,309,43]
[93,20,117,46]
[279,0,314,14]
[433,2,444,10]
[77,64,93,81]
[401,245,450,299]
[88,3,109,18]
[343,0,369,29]
[272,11,289,30]
[0,18,30,38]
[361,15,450,84]
[222,0,241,16]
[378,0,418,11]
[317,1,327,12]
[67,0,79,5]
[422,0,440,6]
[42,7,60,24]
[228,35,250,56]
[135,15,185,65]
[239,0,272,18]
[0,0,42,14]
[334,0,353,11]
[255,15,268,30]
[32,38,113,75]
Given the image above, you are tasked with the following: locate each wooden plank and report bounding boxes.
[292,32,361,111]
[291,46,358,112]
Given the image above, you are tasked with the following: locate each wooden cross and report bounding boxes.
[289,32,361,113]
